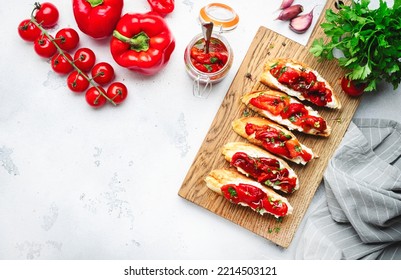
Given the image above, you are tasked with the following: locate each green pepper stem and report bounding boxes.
[113,30,150,52]
[86,0,104,8]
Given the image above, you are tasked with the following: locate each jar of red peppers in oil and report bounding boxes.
[184,32,233,97]
[184,3,238,98]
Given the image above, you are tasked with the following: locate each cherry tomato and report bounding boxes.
[34,2,59,28]
[340,77,367,97]
[34,35,57,58]
[67,71,90,92]
[106,82,128,104]
[51,53,74,75]
[73,48,96,72]
[86,86,107,108]
[91,62,115,85]
[18,19,41,42]
[55,28,80,51]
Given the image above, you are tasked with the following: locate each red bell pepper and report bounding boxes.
[72,0,123,39]
[110,12,175,75]
[147,0,175,16]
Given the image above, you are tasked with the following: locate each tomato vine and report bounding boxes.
[30,16,117,106]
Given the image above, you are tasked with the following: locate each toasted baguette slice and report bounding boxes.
[242,90,331,137]
[232,116,315,165]
[260,58,341,109]
[222,142,299,193]
[205,169,293,218]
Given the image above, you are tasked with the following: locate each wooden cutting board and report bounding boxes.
[178,0,360,248]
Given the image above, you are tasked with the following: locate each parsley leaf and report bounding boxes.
[210,57,219,63]
[310,0,401,91]
[294,145,302,152]
[204,64,212,72]
[352,63,372,80]
[228,187,237,198]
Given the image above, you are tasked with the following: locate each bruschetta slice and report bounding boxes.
[205,169,293,218]
[260,58,341,109]
[232,117,315,165]
[222,142,299,193]
[242,90,331,137]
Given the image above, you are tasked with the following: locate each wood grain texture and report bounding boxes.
[178,0,360,248]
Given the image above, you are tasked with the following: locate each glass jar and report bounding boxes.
[184,32,233,98]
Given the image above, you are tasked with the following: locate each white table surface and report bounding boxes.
[1,0,399,260]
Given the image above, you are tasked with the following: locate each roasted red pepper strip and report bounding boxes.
[245,123,313,162]
[72,0,123,39]
[270,63,333,107]
[221,183,289,217]
[147,0,175,16]
[110,12,175,75]
[230,152,298,194]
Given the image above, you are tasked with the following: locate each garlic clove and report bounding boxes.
[279,0,295,10]
[276,4,304,21]
[289,8,314,33]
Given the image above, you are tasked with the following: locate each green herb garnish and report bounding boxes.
[228,187,237,198]
[274,181,281,186]
[204,64,212,72]
[265,180,273,186]
[210,57,218,63]
[310,0,401,91]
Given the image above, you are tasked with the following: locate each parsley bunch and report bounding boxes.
[310,0,401,92]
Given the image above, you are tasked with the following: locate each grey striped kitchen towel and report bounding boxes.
[295,118,401,259]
